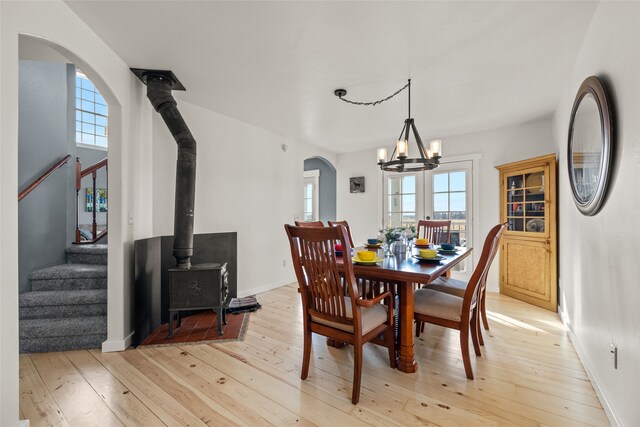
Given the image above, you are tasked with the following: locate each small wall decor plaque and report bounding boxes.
[350,176,365,193]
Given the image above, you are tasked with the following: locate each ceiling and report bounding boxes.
[64,1,597,154]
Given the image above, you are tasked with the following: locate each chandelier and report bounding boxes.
[335,79,442,172]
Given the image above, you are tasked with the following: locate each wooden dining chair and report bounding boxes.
[295,220,324,227]
[428,224,505,343]
[416,219,451,245]
[413,223,506,380]
[328,220,355,248]
[285,224,395,404]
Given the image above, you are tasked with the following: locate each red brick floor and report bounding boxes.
[139,311,246,346]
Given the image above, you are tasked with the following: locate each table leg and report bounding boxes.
[397,281,418,373]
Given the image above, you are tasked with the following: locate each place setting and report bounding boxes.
[437,242,460,254]
[413,238,432,249]
[364,238,382,250]
[412,248,445,263]
[352,250,383,266]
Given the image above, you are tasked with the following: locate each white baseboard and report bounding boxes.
[238,280,294,297]
[17,420,30,427]
[558,306,619,427]
[101,330,134,352]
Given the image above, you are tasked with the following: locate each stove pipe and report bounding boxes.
[131,69,195,269]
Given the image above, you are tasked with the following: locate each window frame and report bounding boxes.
[303,170,320,222]
[382,172,423,229]
[75,70,108,149]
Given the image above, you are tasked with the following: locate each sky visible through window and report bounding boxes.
[434,172,466,213]
[76,70,108,147]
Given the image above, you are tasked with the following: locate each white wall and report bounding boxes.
[337,116,555,290]
[152,100,336,297]
[1,2,153,424]
[552,3,640,426]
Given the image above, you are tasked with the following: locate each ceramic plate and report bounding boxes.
[414,244,432,249]
[412,255,445,262]
[526,218,545,232]
[437,249,459,255]
[352,256,382,265]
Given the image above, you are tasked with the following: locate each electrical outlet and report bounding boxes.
[610,343,618,369]
[128,211,134,225]
[282,259,287,268]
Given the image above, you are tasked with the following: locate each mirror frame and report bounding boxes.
[567,76,613,216]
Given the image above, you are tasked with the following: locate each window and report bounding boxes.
[385,174,418,228]
[76,70,108,148]
[432,171,468,246]
[303,170,319,221]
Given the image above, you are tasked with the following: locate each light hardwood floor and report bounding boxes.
[20,284,610,426]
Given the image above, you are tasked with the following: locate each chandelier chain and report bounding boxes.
[336,82,410,106]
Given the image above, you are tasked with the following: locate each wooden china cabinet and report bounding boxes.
[496,154,557,311]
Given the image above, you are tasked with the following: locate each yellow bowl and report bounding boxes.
[419,249,437,259]
[415,238,429,246]
[357,250,376,261]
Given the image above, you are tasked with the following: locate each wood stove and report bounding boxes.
[132,68,232,339]
[168,262,229,337]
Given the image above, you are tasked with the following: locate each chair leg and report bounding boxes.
[352,339,363,404]
[481,291,490,331]
[460,327,474,380]
[386,326,396,368]
[301,329,312,380]
[415,320,422,337]
[470,310,481,357]
[478,317,485,346]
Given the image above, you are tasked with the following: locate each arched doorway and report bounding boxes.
[303,156,336,223]
[17,35,114,352]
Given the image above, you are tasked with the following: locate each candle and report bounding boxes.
[429,139,442,157]
[397,139,408,158]
[377,147,387,163]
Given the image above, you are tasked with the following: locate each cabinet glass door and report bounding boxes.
[505,168,547,235]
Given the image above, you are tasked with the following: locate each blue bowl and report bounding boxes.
[440,243,456,251]
[367,238,379,245]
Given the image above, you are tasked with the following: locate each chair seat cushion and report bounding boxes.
[414,288,463,322]
[428,277,467,298]
[311,297,388,335]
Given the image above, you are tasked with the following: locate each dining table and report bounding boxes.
[336,246,473,373]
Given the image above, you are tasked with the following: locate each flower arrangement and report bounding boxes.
[379,225,416,243]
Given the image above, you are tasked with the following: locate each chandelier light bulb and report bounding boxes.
[429,139,442,157]
[397,139,408,158]
[377,147,387,163]
[427,149,433,159]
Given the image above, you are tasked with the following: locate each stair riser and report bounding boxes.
[20,316,107,339]
[66,252,107,265]
[31,277,107,291]
[20,304,107,320]
[20,334,106,353]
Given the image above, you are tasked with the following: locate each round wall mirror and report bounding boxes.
[567,76,613,216]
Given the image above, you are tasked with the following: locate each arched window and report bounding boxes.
[75,69,108,148]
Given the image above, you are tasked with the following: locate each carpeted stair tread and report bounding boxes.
[20,315,107,339]
[66,244,108,255]
[29,263,107,280]
[20,289,106,307]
